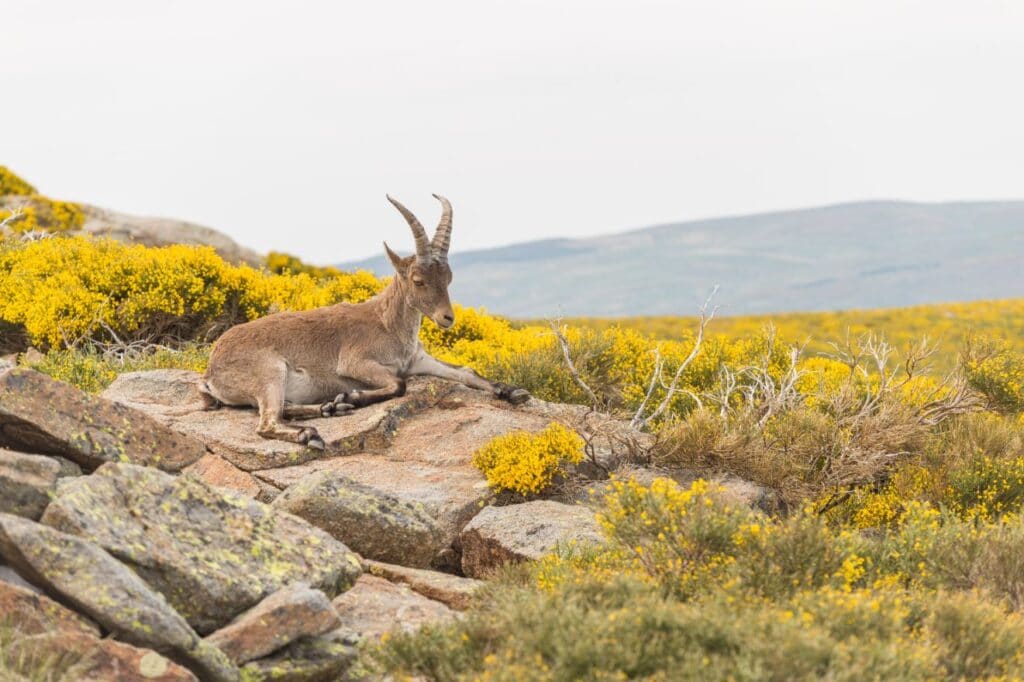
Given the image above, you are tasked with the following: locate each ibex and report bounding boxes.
[201,195,530,449]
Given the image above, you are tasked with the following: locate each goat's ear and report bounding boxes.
[383,242,405,273]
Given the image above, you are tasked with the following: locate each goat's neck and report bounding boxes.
[373,278,422,342]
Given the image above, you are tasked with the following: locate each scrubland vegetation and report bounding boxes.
[4,165,1024,679]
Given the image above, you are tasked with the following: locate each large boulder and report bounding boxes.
[272,471,445,568]
[0,368,206,472]
[0,448,61,519]
[205,583,341,665]
[77,203,263,266]
[0,513,238,682]
[257,456,490,556]
[332,574,455,642]
[364,559,483,610]
[460,501,605,578]
[40,463,362,634]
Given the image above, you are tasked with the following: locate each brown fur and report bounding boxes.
[202,195,530,448]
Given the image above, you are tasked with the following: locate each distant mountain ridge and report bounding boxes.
[339,200,1024,318]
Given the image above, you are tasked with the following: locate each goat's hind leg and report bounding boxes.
[282,398,354,420]
[255,367,326,450]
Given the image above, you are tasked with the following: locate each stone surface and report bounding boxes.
[0,368,207,472]
[0,577,100,638]
[460,501,604,578]
[0,562,43,593]
[240,630,357,682]
[183,452,264,499]
[77,202,263,266]
[332,574,455,642]
[10,631,199,681]
[364,559,483,610]
[40,463,362,635]
[0,448,60,519]
[205,583,340,665]
[257,456,490,551]
[273,471,445,568]
[103,369,212,416]
[0,513,239,682]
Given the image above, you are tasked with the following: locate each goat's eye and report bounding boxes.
[413,278,425,287]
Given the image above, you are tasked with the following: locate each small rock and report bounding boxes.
[460,501,604,578]
[205,583,341,665]
[0,513,239,682]
[0,577,100,638]
[240,630,357,682]
[40,463,362,634]
[272,471,445,568]
[0,448,61,519]
[364,559,483,610]
[102,369,211,414]
[0,368,207,472]
[332,574,455,642]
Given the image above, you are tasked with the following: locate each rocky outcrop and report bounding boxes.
[364,559,483,610]
[0,448,61,519]
[332,574,455,641]
[39,463,362,634]
[272,471,445,568]
[77,203,263,266]
[205,583,341,665]
[239,630,358,682]
[0,368,207,472]
[0,513,239,682]
[460,501,605,578]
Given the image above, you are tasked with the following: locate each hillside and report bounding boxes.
[341,200,1024,318]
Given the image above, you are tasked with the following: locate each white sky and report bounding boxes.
[4,1,1023,264]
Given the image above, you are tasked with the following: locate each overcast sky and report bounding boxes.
[5,1,1023,264]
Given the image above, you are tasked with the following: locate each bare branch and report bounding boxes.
[631,286,718,430]
[548,318,600,408]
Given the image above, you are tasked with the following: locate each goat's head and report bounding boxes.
[384,194,456,329]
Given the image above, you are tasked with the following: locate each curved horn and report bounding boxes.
[386,195,430,261]
[431,194,453,259]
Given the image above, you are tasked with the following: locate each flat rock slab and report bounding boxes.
[0,368,206,472]
[0,513,238,682]
[332,574,455,642]
[273,471,445,568]
[0,448,61,519]
[257,456,490,549]
[9,631,199,682]
[460,500,605,578]
[0,577,99,638]
[205,583,341,665]
[40,463,362,635]
[183,452,264,499]
[364,559,483,610]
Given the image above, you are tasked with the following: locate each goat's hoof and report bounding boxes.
[497,384,531,405]
[334,392,360,408]
[320,402,335,417]
[298,427,325,450]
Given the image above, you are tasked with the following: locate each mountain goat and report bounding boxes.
[200,195,530,449]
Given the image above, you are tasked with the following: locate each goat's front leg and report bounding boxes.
[335,360,407,409]
[407,351,530,405]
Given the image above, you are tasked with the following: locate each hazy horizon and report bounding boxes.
[6,1,1024,263]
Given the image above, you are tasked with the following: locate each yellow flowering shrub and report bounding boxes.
[0,166,37,195]
[0,195,85,234]
[471,422,584,496]
[965,338,1024,412]
[0,236,382,349]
